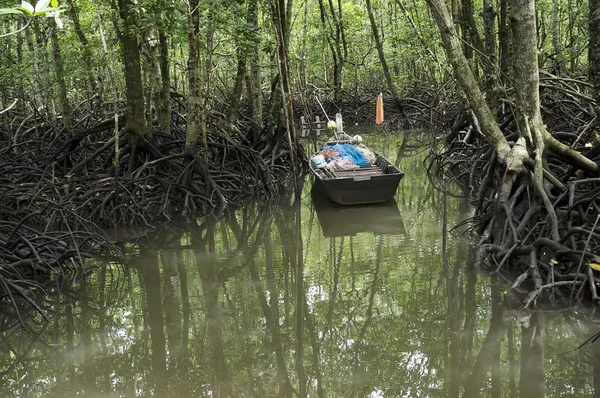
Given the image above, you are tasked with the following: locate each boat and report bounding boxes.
[309,131,404,205]
[311,183,405,237]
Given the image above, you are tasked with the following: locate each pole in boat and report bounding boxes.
[315,96,331,122]
[376,92,384,125]
[335,113,344,133]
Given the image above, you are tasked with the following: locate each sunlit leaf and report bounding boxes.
[51,0,58,6]
[34,0,50,12]
[589,262,600,271]
[20,1,34,15]
[54,13,63,28]
[550,258,558,264]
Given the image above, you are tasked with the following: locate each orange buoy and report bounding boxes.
[376,93,384,125]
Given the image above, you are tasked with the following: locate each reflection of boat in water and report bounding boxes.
[311,183,405,237]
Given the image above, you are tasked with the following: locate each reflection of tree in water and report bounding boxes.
[0,262,129,396]
[1,139,599,397]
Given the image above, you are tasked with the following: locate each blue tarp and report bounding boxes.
[322,144,370,167]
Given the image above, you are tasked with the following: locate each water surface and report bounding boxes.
[0,132,597,397]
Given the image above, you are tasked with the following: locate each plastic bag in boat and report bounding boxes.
[321,144,371,167]
[327,158,359,170]
[321,148,340,161]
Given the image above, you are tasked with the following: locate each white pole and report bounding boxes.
[335,113,343,133]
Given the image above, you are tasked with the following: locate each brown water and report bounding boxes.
[0,132,598,397]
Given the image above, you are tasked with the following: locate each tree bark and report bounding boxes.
[499,0,510,84]
[141,30,162,127]
[66,0,99,104]
[15,19,24,110]
[509,0,562,240]
[317,0,347,101]
[205,8,215,109]
[551,0,566,74]
[426,0,511,160]
[226,46,247,123]
[49,19,72,137]
[590,0,600,114]
[270,0,297,149]
[117,0,150,144]
[247,0,263,127]
[509,0,543,136]
[226,1,257,123]
[482,0,498,104]
[159,31,171,135]
[461,0,484,58]
[31,19,50,113]
[366,0,406,119]
[186,0,208,165]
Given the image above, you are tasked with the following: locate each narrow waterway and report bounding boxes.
[0,131,597,397]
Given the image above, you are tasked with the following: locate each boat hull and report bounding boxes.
[314,174,402,205]
[310,153,404,205]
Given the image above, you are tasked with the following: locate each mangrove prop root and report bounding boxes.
[429,86,600,308]
[0,102,316,320]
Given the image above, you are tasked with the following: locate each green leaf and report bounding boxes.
[35,0,50,12]
[550,258,558,265]
[20,1,34,15]
[0,8,24,15]
[51,0,58,6]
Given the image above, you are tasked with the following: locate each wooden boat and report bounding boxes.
[309,133,404,205]
[311,184,405,237]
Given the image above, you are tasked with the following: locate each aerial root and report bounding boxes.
[0,111,307,320]
[428,87,600,308]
